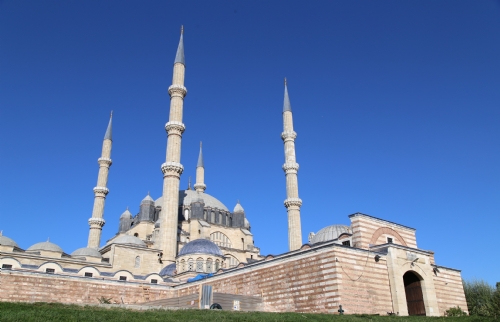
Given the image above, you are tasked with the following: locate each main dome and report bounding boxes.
[310,225,351,244]
[177,239,224,257]
[155,190,229,212]
[27,241,64,253]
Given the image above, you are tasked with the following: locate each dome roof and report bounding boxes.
[0,234,19,248]
[156,190,228,212]
[159,263,176,277]
[178,239,223,257]
[113,235,146,248]
[71,247,102,258]
[120,209,132,219]
[27,241,63,253]
[142,193,154,203]
[310,225,351,244]
[233,201,244,213]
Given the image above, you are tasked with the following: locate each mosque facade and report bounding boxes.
[0,28,468,316]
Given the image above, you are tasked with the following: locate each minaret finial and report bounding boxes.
[188,176,192,190]
[174,26,185,65]
[47,237,50,242]
[197,142,204,168]
[283,79,292,113]
[104,112,113,141]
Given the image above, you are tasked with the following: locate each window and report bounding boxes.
[196,258,204,272]
[119,276,127,281]
[387,237,393,243]
[210,232,232,248]
[225,254,239,268]
[215,259,220,271]
[206,259,213,273]
[184,209,189,220]
[84,272,93,277]
[188,259,194,271]
[134,233,139,237]
[150,279,158,284]
[181,259,186,272]
[134,256,140,268]
[46,268,55,274]
[2,264,12,269]
[342,240,351,247]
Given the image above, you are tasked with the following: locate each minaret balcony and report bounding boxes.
[168,84,187,98]
[281,131,297,141]
[161,162,184,177]
[284,198,302,208]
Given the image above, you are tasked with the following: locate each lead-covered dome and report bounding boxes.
[113,235,146,248]
[159,263,176,277]
[310,225,351,244]
[155,190,228,211]
[27,241,63,253]
[0,234,19,248]
[178,239,223,257]
[71,247,102,258]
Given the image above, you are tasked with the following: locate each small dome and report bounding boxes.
[27,241,63,253]
[310,225,351,244]
[71,247,102,258]
[113,235,146,248]
[156,190,229,211]
[234,201,244,213]
[0,234,19,248]
[178,239,223,257]
[120,209,132,219]
[142,193,154,203]
[159,263,176,277]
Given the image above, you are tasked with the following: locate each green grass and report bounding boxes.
[0,302,495,322]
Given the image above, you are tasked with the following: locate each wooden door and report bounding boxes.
[403,271,426,316]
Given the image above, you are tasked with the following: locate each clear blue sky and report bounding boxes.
[1,1,499,285]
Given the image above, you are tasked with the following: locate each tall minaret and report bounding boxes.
[159,26,187,262]
[194,142,206,192]
[87,112,113,249]
[282,78,302,251]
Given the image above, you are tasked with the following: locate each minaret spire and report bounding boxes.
[281,79,302,251]
[194,142,206,192]
[159,28,188,263]
[87,113,113,249]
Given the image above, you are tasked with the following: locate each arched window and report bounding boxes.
[215,259,220,271]
[206,258,213,273]
[210,232,232,248]
[225,254,239,268]
[181,259,186,272]
[196,258,204,272]
[134,233,139,237]
[184,209,189,220]
[188,258,194,271]
[134,256,140,268]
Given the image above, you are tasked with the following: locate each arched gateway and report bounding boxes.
[403,271,426,316]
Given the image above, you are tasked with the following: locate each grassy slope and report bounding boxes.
[0,302,494,322]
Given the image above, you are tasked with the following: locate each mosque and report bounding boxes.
[0,28,468,316]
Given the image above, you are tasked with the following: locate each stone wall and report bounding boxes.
[0,270,173,304]
[432,267,468,314]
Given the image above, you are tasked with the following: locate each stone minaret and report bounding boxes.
[87,113,113,249]
[281,78,302,251]
[194,142,206,192]
[159,26,187,262]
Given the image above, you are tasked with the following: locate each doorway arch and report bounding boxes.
[403,271,426,316]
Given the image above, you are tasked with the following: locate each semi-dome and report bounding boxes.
[159,263,176,277]
[155,190,228,212]
[71,247,102,258]
[310,225,351,244]
[0,234,19,248]
[27,240,63,253]
[120,208,132,219]
[178,239,223,257]
[113,235,146,248]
